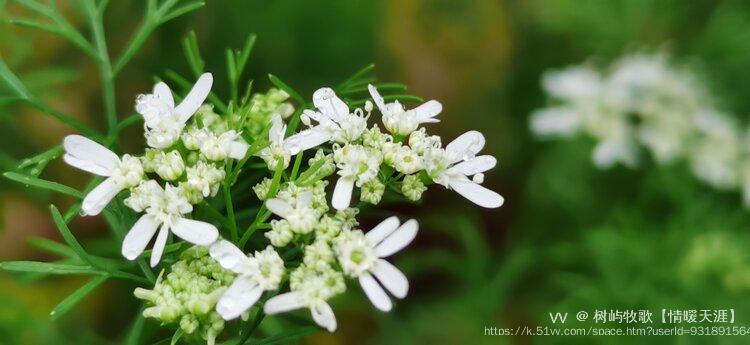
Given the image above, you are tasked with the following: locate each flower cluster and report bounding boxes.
[64,73,249,266]
[60,71,503,338]
[530,52,750,207]
[134,247,235,345]
[273,86,504,210]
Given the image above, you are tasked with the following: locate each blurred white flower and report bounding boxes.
[689,110,741,190]
[542,65,602,103]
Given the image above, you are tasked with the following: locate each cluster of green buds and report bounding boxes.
[240,88,296,137]
[134,247,235,345]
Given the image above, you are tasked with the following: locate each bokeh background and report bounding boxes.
[3,0,750,344]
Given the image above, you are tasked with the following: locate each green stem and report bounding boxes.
[223,184,238,242]
[83,0,117,134]
[289,153,304,181]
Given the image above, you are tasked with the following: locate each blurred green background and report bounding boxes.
[3,0,750,344]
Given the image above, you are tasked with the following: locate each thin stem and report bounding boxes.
[238,307,267,344]
[223,183,238,242]
[83,0,117,133]
[289,153,304,181]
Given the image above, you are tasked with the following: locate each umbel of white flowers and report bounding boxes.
[61,69,505,337]
[208,216,417,332]
[62,73,251,266]
[278,85,504,210]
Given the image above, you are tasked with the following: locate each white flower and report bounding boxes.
[368,84,442,136]
[334,216,417,312]
[408,128,441,155]
[529,106,584,138]
[122,183,219,267]
[209,240,285,320]
[392,146,423,174]
[266,191,318,234]
[360,180,385,205]
[284,88,367,154]
[257,114,292,170]
[689,110,741,190]
[63,135,144,216]
[425,131,504,208]
[265,220,294,247]
[199,130,249,161]
[153,150,185,181]
[303,238,336,271]
[331,144,383,210]
[124,180,161,212]
[182,127,211,150]
[588,116,639,169]
[542,66,602,102]
[136,73,214,148]
[185,161,225,198]
[264,265,344,332]
[401,174,426,201]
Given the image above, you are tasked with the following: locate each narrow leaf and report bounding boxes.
[27,237,76,258]
[4,171,83,198]
[0,261,101,275]
[50,205,96,267]
[50,275,108,320]
[268,74,304,104]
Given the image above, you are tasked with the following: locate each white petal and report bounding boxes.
[266,198,293,218]
[228,140,249,159]
[447,155,497,176]
[529,107,582,137]
[175,72,213,123]
[359,273,392,312]
[376,219,418,258]
[367,84,389,116]
[63,135,119,176]
[371,259,409,299]
[122,214,159,260]
[170,218,219,246]
[153,82,174,108]
[313,87,349,120]
[209,239,253,274]
[413,100,442,122]
[81,177,124,216]
[283,126,332,155]
[269,114,286,144]
[311,301,337,332]
[150,224,170,267]
[365,216,400,246]
[448,178,504,208]
[216,276,262,320]
[264,292,306,314]
[295,191,314,209]
[331,177,355,210]
[445,131,486,162]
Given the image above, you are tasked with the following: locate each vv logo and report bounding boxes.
[549,312,568,323]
